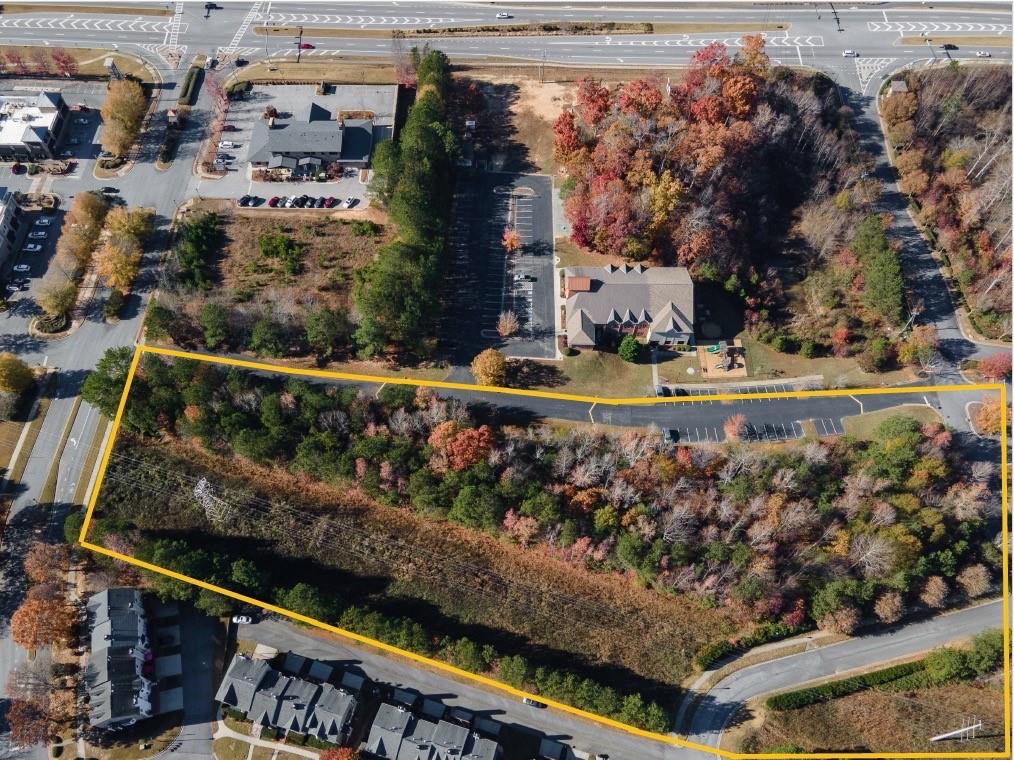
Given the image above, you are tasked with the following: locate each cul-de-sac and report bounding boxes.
[0,3,1009,760]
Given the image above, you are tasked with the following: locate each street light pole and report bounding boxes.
[296,25,303,63]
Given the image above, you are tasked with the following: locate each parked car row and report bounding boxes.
[266,195,358,209]
[237,195,263,207]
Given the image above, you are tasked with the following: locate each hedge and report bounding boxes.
[738,620,813,650]
[766,661,925,710]
[177,65,201,106]
[695,639,734,670]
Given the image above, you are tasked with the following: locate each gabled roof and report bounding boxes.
[563,264,694,344]
[214,654,273,713]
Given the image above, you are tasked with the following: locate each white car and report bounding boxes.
[842,50,858,57]
[28,231,47,239]
[33,217,51,226]
[13,264,30,273]
[218,140,236,149]
[231,615,253,625]
[496,11,511,19]
[975,51,991,58]
[22,244,42,253]
[284,196,296,208]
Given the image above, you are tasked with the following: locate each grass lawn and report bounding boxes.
[554,237,625,269]
[248,747,275,760]
[736,676,1005,754]
[211,738,250,760]
[88,715,182,760]
[230,58,397,85]
[0,46,153,82]
[533,350,653,397]
[222,715,251,736]
[655,351,704,384]
[843,404,942,440]
[739,336,917,388]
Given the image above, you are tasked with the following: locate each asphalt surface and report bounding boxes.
[684,599,1005,756]
[0,2,1008,758]
[240,616,677,760]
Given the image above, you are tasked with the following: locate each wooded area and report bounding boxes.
[555,39,914,363]
[887,65,1011,340]
[84,353,1001,717]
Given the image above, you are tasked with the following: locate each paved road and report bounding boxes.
[243,616,676,760]
[684,599,1004,756]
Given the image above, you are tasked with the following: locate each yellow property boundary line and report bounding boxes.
[79,345,1011,760]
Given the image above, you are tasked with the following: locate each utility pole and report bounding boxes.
[296,25,303,63]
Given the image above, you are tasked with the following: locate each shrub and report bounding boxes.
[800,340,818,358]
[617,335,640,362]
[766,661,925,710]
[816,604,860,635]
[694,639,733,670]
[178,65,201,105]
[858,337,892,372]
[0,353,33,394]
[103,289,125,319]
[925,647,971,685]
[144,302,176,341]
[248,317,285,357]
[770,333,795,353]
[738,619,813,649]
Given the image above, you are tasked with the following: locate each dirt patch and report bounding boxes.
[204,204,393,312]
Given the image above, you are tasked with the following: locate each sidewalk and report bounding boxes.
[213,719,320,759]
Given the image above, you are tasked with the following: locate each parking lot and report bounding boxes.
[2,204,63,314]
[198,83,396,204]
[442,171,555,361]
[582,381,853,443]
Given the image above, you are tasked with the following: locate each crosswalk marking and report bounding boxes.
[224,1,263,55]
[166,1,184,48]
[868,20,1011,32]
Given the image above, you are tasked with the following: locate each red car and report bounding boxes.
[268,196,280,207]
[324,196,337,208]
[222,124,238,132]
[299,42,314,49]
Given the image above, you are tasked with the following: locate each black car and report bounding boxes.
[100,186,119,194]
[315,196,326,208]
[238,195,252,207]
[300,194,311,207]
[939,43,957,50]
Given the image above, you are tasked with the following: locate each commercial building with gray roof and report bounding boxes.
[563,264,695,349]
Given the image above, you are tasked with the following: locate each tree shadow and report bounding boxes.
[507,359,567,390]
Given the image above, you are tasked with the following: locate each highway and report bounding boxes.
[0,2,1008,758]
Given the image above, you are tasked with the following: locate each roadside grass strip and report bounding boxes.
[77,345,1012,760]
